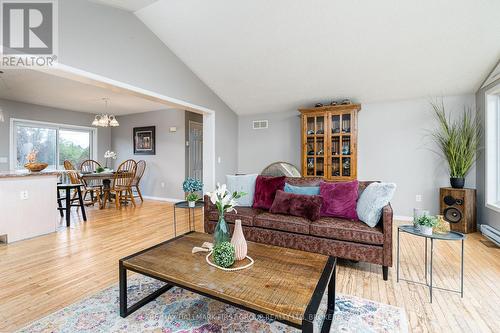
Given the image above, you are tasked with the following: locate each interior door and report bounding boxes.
[188,121,203,180]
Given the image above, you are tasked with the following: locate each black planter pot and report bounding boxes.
[450,177,465,189]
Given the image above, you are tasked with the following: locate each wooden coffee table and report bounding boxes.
[119,232,336,332]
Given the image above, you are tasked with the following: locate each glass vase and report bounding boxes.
[214,214,230,246]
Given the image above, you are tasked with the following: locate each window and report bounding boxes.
[485,85,500,211]
[11,119,96,170]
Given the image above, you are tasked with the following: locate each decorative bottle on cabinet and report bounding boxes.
[299,104,361,181]
[231,219,248,261]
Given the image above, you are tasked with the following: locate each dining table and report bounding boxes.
[80,171,115,209]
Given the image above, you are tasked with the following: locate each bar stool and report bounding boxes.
[57,183,87,227]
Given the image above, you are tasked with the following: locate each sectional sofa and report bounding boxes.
[204,177,393,280]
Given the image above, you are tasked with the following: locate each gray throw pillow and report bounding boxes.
[356,182,396,227]
[226,174,258,207]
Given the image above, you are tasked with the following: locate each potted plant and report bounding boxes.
[416,215,439,236]
[206,184,246,245]
[183,178,203,207]
[430,100,481,188]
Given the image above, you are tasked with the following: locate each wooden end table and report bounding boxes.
[119,232,337,332]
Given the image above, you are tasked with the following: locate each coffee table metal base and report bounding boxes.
[119,256,336,333]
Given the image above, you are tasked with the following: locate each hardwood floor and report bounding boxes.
[0,200,498,332]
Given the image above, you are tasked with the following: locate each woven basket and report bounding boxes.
[24,162,48,172]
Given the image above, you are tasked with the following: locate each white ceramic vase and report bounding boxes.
[420,225,433,236]
[188,201,196,208]
[231,219,248,261]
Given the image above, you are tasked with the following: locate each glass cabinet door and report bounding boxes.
[304,114,326,177]
[330,112,354,179]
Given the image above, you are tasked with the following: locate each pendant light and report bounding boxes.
[92,98,119,127]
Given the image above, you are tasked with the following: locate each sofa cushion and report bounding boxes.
[252,176,286,210]
[357,182,396,227]
[320,180,359,220]
[208,207,263,226]
[284,183,320,195]
[270,190,323,221]
[226,174,258,207]
[254,212,310,235]
[310,217,384,245]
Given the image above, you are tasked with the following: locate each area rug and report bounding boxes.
[18,275,408,333]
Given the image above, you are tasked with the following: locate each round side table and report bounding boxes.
[397,224,465,303]
[173,201,204,236]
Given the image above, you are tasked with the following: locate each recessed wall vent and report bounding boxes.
[253,120,268,130]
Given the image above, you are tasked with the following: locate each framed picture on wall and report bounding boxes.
[133,126,156,155]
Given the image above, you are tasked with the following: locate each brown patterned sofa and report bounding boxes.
[204,178,393,280]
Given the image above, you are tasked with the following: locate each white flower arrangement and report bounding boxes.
[206,183,246,216]
[104,150,117,159]
[104,150,117,168]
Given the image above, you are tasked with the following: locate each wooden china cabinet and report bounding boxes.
[299,104,361,181]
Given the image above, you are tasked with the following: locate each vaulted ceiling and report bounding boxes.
[93,0,500,115]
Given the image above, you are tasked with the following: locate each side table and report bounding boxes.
[397,224,465,303]
[173,201,204,236]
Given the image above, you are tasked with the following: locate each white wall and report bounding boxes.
[58,0,238,183]
[237,94,476,217]
[111,109,186,200]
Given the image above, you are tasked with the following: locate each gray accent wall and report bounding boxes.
[237,94,475,217]
[0,98,111,171]
[475,77,500,231]
[111,109,186,199]
[59,0,238,183]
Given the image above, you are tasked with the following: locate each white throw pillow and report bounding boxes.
[226,174,258,207]
[356,182,397,227]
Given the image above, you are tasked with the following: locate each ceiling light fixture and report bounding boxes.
[92,98,119,127]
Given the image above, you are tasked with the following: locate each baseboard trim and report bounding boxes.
[394,215,413,222]
[142,196,183,203]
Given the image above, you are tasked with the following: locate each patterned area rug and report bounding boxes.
[19,275,407,333]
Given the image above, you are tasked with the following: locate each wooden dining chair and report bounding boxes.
[63,160,75,170]
[79,159,103,203]
[100,159,137,209]
[80,159,101,173]
[131,160,146,202]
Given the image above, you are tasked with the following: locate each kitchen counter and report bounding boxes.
[0,172,60,243]
[0,170,62,178]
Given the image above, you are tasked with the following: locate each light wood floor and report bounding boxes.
[0,200,498,332]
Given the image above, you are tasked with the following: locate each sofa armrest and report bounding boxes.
[204,195,212,212]
[381,203,393,267]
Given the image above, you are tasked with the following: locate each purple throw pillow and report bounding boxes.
[320,180,359,220]
[270,190,323,221]
[253,176,286,210]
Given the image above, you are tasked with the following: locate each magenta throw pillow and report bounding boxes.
[270,190,323,221]
[320,180,359,220]
[252,176,286,210]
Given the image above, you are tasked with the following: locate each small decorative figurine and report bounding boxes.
[307,159,314,169]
